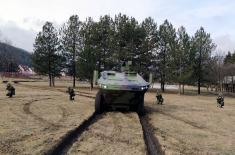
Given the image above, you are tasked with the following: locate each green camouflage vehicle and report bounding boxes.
[95,63,150,114]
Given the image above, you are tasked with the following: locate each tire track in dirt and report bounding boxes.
[75,112,144,155]
[145,105,205,129]
[152,126,201,154]
[144,106,206,154]
[23,98,63,130]
[1,83,96,154]
[45,110,163,155]
[0,96,69,154]
[139,114,165,155]
[45,112,101,155]
[8,95,62,122]
[16,83,95,128]
[16,83,163,154]
[14,83,93,127]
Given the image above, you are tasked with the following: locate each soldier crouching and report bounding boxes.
[6,83,15,98]
[67,87,75,101]
[217,93,224,108]
[156,90,164,104]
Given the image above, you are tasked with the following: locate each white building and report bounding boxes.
[18,65,35,76]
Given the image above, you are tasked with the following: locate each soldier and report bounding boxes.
[67,87,75,101]
[217,93,224,108]
[6,83,15,98]
[156,90,164,104]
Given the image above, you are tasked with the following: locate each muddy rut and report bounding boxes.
[45,111,163,155]
[10,83,163,154]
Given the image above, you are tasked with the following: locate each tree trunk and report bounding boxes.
[49,74,51,87]
[103,47,106,70]
[198,79,201,94]
[49,68,52,87]
[162,49,166,92]
[90,78,93,91]
[48,48,52,87]
[73,62,76,88]
[179,57,182,95]
[198,48,202,95]
[73,42,76,88]
[232,76,234,93]
[182,84,185,94]
[52,76,55,87]
[161,80,165,92]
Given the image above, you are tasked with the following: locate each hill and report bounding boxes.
[0,42,32,72]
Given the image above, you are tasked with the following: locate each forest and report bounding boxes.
[31,13,235,94]
[0,42,32,72]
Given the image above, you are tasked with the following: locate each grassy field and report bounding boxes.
[0,80,234,154]
[145,92,235,154]
[0,81,94,154]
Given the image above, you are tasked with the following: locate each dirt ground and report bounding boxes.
[0,80,235,155]
[68,112,146,155]
[145,92,235,155]
[0,81,94,155]
[0,81,146,155]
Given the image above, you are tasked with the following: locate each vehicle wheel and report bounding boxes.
[136,95,145,115]
[95,91,104,114]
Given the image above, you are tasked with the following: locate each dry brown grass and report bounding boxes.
[0,81,94,155]
[145,92,235,155]
[68,112,146,155]
[0,80,235,155]
[0,81,146,155]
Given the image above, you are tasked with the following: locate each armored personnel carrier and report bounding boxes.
[95,62,150,114]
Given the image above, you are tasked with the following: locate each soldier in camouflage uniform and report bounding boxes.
[156,90,163,104]
[217,93,224,108]
[67,87,75,101]
[6,83,15,98]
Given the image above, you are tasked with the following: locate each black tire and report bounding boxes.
[95,91,104,114]
[136,95,145,115]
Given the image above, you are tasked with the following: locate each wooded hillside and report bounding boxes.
[0,42,32,72]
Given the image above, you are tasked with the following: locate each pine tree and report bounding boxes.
[175,26,192,94]
[191,27,216,94]
[224,51,233,64]
[61,15,82,88]
[32,22,62,87]
[232,52,235,63]
[78,17,98,89]
[138,17,158,78]
[157,20,177,92]
[113,14,149,73]
[96,15,115,70]
[114,14,138,66]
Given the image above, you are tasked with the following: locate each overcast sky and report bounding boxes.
[0,0,235,54]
